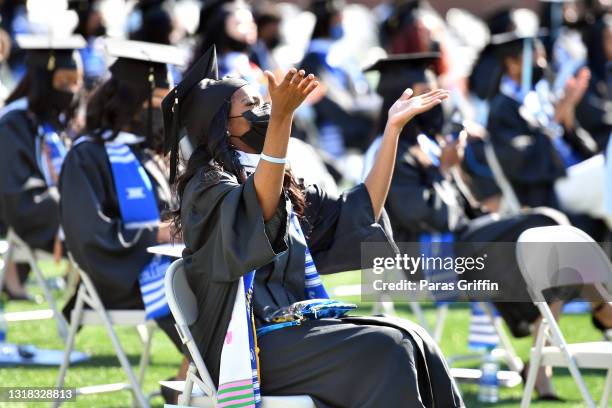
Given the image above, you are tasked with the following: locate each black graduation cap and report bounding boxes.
[16,34,86,71]
[161,45,248,182]
[364,52,440,97]
[105,38,187,89]
[309,0,345,17]
[105,38,187,145]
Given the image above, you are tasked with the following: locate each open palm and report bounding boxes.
[387,88,450,130]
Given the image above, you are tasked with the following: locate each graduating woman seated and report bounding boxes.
[0,34,85,300]
[59,40,185,365]
[163,45,463,408]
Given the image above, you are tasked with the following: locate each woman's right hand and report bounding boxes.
[264,68,319,118]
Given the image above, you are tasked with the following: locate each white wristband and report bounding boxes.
[260,153,287,164]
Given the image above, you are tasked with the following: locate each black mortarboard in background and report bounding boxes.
[162,45,248,182]
[105,38,186,89]
[309,0,345,17]
[16,34,86,71]
[365,51,440,99]
[105,38,187,143]
[365,51,440,134]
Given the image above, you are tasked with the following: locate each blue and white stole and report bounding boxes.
[500,75,581,168]
[103,131,172,320]
[217,152,328,408]
[37,123,67,187]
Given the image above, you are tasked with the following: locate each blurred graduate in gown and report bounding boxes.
[59,40,187,355]
[0,34,84,299]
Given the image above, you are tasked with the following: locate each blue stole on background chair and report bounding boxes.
[104,131,171,320]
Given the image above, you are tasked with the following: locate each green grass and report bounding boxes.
[0,264,609,407]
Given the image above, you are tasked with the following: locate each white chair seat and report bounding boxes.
[80,310,147,326]
[159,380,315,408]
[540,341,612,369]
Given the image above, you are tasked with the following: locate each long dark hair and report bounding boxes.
[84,76,149,142]
[172,100,305,235]
[5,68,67,120]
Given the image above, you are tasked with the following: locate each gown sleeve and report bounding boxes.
[302,182,395,275]
[575,84,612,151]
[59,142,157,292]
[182,169,288,283]
[0,112,59,249]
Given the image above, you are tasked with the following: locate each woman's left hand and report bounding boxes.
[386,88,450,132]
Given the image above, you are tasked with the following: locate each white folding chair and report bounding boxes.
[517,225,612,408]
[164,258,315,408]
[0,228,68,339]
[54,260,156,408]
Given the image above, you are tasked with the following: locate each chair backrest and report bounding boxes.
[165,258,217,397]
[165,258,198,326]
[516,225,612,302]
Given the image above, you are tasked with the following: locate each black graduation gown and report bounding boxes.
[385,138,470,242]
[487,93,567,208]
[575,76,612,152]
[59,138,172,310]
[181,168,463,408]
[0,109,60,250]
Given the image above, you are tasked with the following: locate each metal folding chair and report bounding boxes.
[54,260,156,408]
[517,225,612,408]
[164,258,315,408]
[0,228,68,339]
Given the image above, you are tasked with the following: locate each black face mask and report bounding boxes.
[532,64,545,85]
[49,88,77,114]
[265,34,281,50]
[415,103,444,136]
[234,102,271,153]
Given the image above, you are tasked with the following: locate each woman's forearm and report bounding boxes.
[364,124,401,221]
[253,112,293,221]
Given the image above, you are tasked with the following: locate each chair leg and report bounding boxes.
[433,304,448,343]
[521,321,547,408]
[0,240,15,294]
[136,323,155,386]
[482,303,524,373]
[179,364,197,405]
[53,287,85,408]
[28,250,68,340]
[97,307,150,408]
[600,369,612,408]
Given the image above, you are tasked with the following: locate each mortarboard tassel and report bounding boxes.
[169,89,180,183]
[47,52,56,71]
[147,66,154,145]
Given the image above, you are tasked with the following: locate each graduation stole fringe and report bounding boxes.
[218,208,328,408]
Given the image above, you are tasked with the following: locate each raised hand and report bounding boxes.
[563,67,590,107]
[264,68,319,118]
[386,88,450,131]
